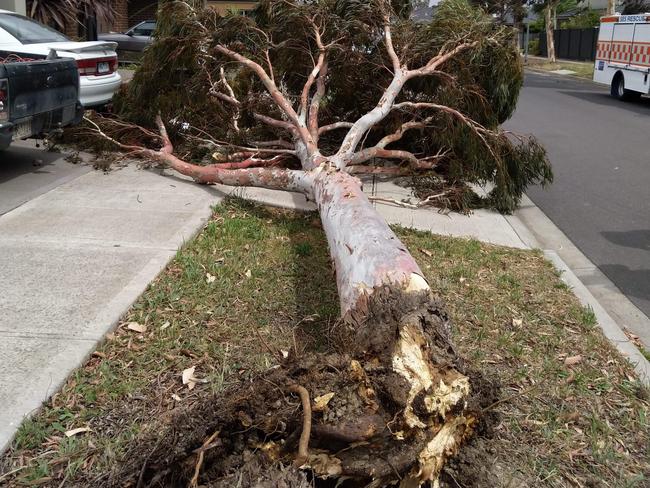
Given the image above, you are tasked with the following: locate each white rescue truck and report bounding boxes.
[593,13,650,100]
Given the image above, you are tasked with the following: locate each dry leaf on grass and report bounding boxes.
[160,321,171,330]
[65,427,91,437]
[182,366,208,390]
[623,328,643,348]
[512,318,523,327]
[126,322,146,333]
[182,366,196,389]
[564,355,583,366]
[244,269,252,278]
[206,273,216,284]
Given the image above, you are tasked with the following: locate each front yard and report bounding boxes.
[1,199,647,487]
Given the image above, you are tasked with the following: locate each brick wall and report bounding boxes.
[63,19,79,39]
[207,1,258,15]
[112,0,129,32]
[128,0,159,25]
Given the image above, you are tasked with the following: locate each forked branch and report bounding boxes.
[86,115,313,195]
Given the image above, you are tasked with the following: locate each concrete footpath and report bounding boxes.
[1,161,649,453]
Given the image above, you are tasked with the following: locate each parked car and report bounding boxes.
[98,20,155,56]
[0,10,121,108]
[0,51,83,150]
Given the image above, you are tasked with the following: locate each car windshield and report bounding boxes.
[130,21,155,36]
[0,14,68,44]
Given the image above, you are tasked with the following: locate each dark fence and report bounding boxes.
[519,31,540,50]
[539,27,599,61]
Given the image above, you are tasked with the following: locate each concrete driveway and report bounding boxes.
[0,141,91,215]
[0,157,219,452]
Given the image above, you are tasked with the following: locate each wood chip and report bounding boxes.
[419,248,433,257]
[313,392,335,412]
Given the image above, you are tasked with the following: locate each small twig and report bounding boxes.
[136,437,162,488]
[482,384,540,413]
[189,430,220,488]
[368,192,449,209]
[289,384,312,465]
[255,327,284,362]
[0,466,27,482]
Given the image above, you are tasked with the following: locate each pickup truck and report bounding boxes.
[0,51,83,150]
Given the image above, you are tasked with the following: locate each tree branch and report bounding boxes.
[253,113,297,133]
[384,17,402,72]
[308,60,328,142]
[346,148,421,167]
[318,121,353,135]
[335,39,481,165]
[393,101,497,160]
[215,44,316,153]
[300,20,326,122]
[208,154,289,170]
[87,115,313,195]
[406,41,480,78]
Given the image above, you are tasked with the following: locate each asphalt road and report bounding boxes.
[0,141,89,215]
[505,72,650,319]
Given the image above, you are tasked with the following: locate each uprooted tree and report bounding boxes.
[91,0,551,486]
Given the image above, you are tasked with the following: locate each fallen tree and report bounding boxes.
[91,0,551,486]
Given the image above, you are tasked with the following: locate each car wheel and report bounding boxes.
[611,73,641,101]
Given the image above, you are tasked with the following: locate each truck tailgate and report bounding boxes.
[1,57,79,120]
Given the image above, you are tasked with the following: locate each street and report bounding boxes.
[506,72,650,321]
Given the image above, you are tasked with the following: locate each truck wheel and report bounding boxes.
[611,73,641,101]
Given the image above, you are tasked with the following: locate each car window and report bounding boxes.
[0,13,68,44]
[131,22,155,36]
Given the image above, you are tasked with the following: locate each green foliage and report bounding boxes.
[622,0,650,14]
[27,0,114,32]
[562,9,600,28]
[528,38,540,55]
[118,0,551,213]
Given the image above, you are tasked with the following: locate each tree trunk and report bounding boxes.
[106,165,480,488]
[305,167,474,484]
[546,6,556,63]
[608,0,616,15]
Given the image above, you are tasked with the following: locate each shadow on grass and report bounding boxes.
[223,198,340,353]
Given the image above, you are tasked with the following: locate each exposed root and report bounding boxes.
[99,287,490,488]
[289,384,312,466]
[188,430,220,488]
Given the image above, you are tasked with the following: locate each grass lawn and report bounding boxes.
[525,58,595,80]
[1,199,648,487]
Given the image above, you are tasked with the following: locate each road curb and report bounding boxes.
[524,66,593,82]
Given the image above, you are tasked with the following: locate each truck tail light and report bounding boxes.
[76,56,117,76]
[0,79,8,122]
